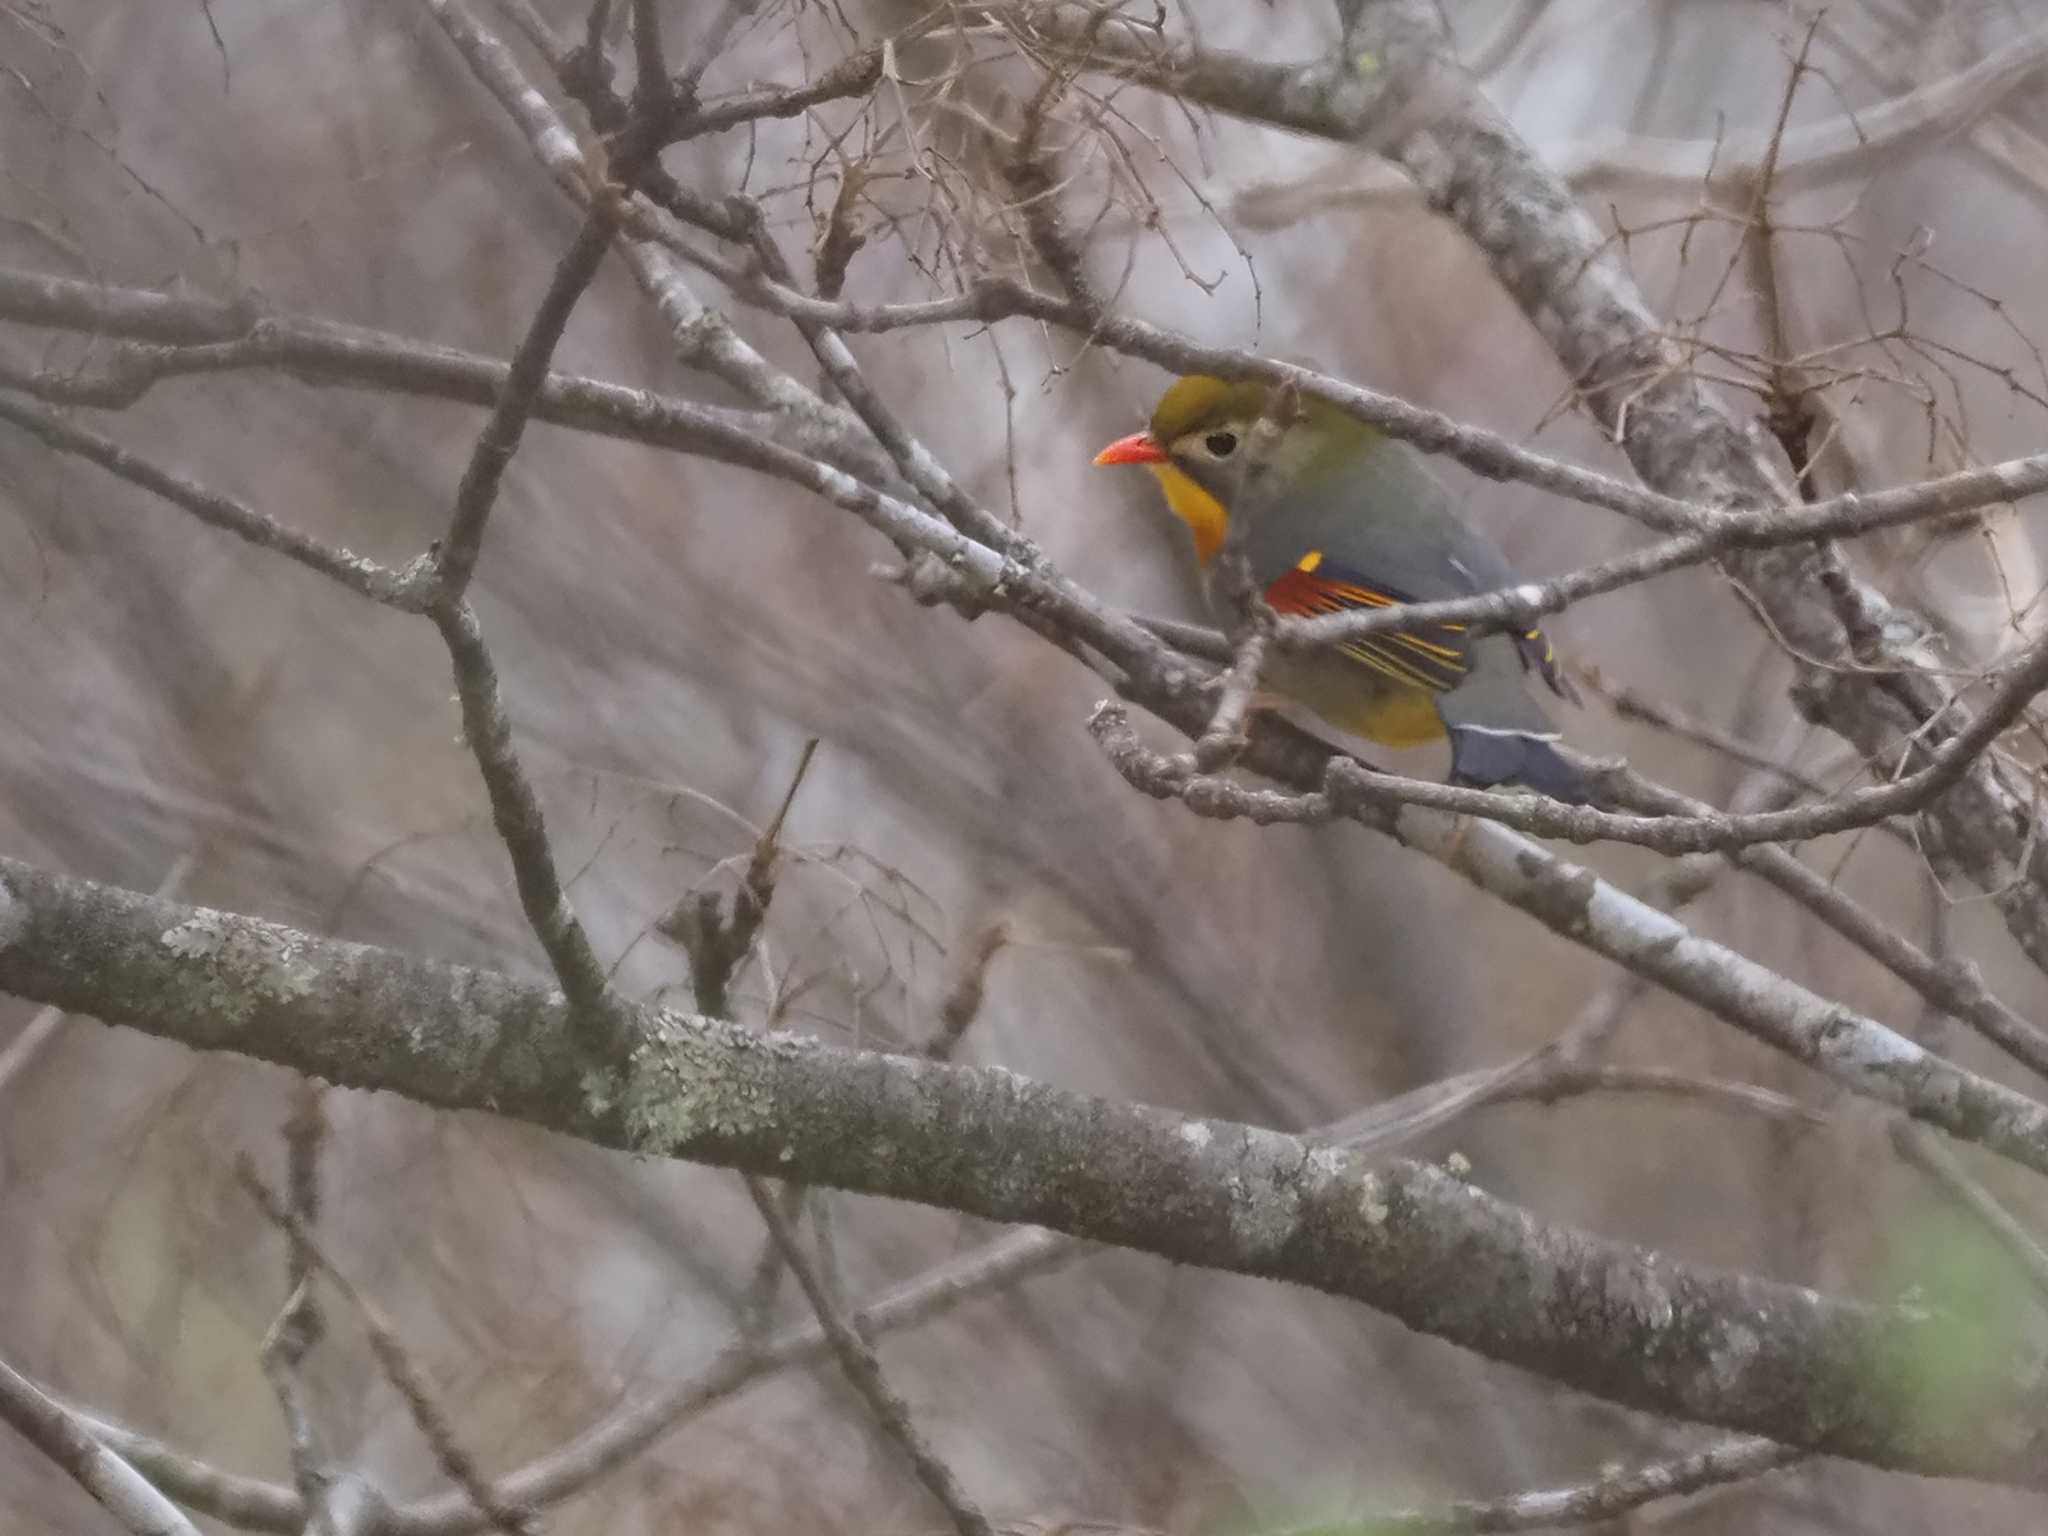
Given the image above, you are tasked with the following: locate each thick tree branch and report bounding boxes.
[4,854,2048,1484]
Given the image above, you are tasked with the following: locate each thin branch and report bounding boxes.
[422,0,884,476]
[256,1283,331,1536]
[1234,22,2048,212]
[1320,761,1811,1155]
[435,207,617,599]
[275,1084,328,1389]
[1498,1062,1831,1130]
[1555,25,2048,196]
[923,921,1009,1059]
[437,599,627,1058]
[1582,670,1842,799]
[239,1166,538,1536]
[1082,707,2048,1178]
[1102,617,2048,857]
[1603,768,2048,1081]
[389,1228,1078,1536]
[673,49,884,142]
[628,0,667,115]
[1291,1433,1800,1534]
[1894,1122,2048,1308]
[744,1179,995,1536]
[64,1228,1079,1536]
[0,392,432,609]
[0,273,879,471]
[61,1410,302,1534]
[0,1356,203,1536]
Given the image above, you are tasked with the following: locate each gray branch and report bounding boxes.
[0,1355,203,1536]
[4,854,2048,1484]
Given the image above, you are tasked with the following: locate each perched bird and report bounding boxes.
[1094,374,1587,801]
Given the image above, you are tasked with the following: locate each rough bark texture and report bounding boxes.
[4,853,2046,1483]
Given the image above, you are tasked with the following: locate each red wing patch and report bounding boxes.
[1264,559,1469,693]
[1265,552,1575,703]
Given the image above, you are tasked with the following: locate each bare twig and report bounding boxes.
[659,738,819,1019]
[1321,760,1822,1157]
[923,921,1010,1059]
[1603,768,2048,1081]
[434,208,618,600]
[63,1228,1081,1536]
[423,0,884,475]
[393,1227,1081,1536]
[0,1356,203,1536]
[0,393,432,608]
[1083,703,2048,1175]
[744,1178,995,1536]
[59,1406,300,1535]
[1286,1433,1800,1534]
[257,1282,332,1536]
[1097,615,2048,858]
[239,1165,538,1536]
[1581,668,1841,799]
[1893,1122,2048,1307]
[276,1083,328,1371]
[1223,19,2048,207]
[438,600,627,1058]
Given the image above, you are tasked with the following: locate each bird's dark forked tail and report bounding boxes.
[1447,726,1593,805]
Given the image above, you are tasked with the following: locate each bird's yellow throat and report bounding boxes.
[1145,463,1228,565]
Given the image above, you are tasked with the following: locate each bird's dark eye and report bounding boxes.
[1203,431,1238,457]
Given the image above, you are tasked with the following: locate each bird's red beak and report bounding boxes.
[1093,431,1167,467]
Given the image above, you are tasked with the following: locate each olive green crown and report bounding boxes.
[1147,375,1274,443]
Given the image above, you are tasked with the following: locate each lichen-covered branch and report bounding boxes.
[4,853,2048,1484]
